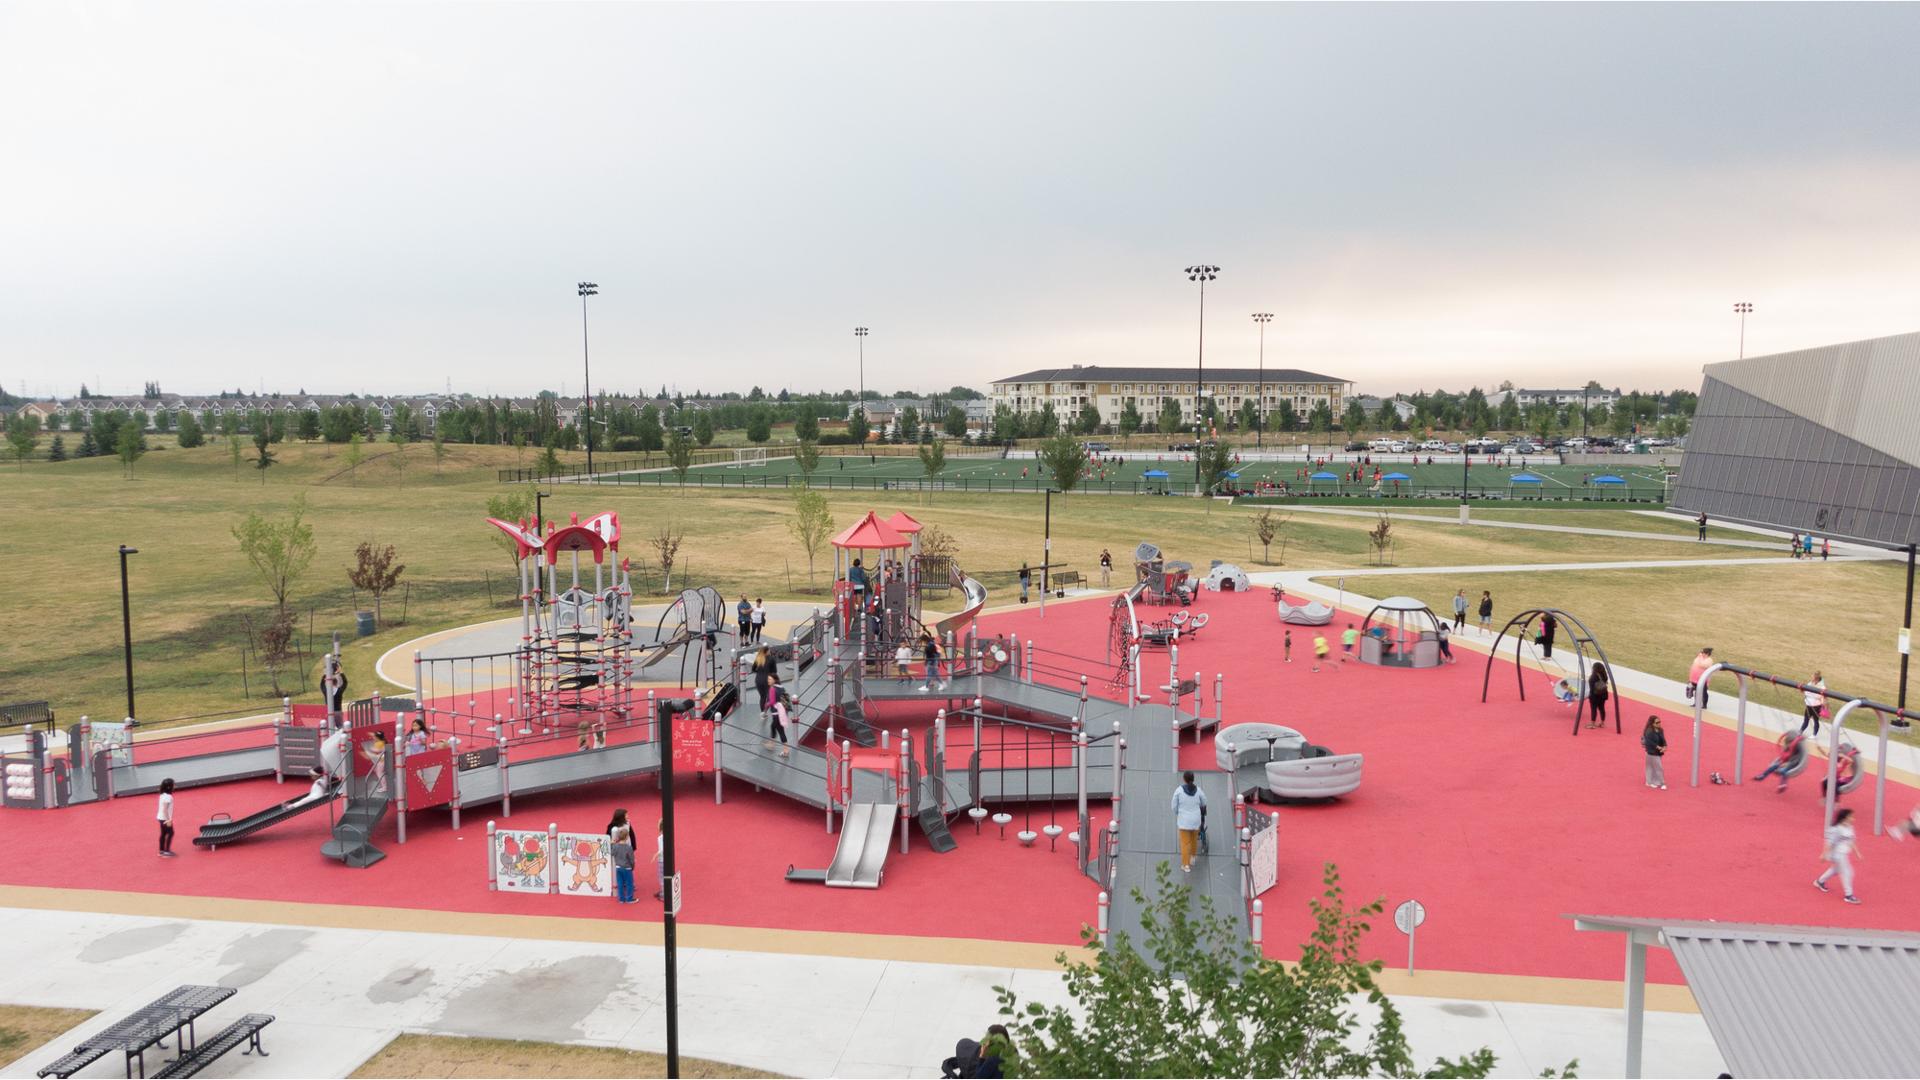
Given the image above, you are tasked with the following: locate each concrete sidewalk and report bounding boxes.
[0,907,1725,1079]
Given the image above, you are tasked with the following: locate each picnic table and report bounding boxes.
[37,984,236,1079]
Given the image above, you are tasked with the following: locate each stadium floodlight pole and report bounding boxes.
[1252,313,1273,450]
[117,545,138,722]
[578,281,599,475]
[854,327,870,430]
[1733,302,1753,359]
[1185,265,1219,488]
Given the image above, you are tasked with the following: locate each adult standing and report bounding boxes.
[156,777,177,858]
[919,632,946,692]
[1099,549,1113,588]
[736,594,752,644]
[1816,807,1862,904]
[1641,715,1667,790]
[1171,772,1208,874]
[1586,662,1610,729]
[750,598,767,644]
[1687,647,1714,708]
[1537,612,1558,658]
[1800,672,1827,737]
[750,646,775,710]
[1477,590,1493,633]
[1018,563,1031,604]
[321,654,348,721]
[1451,589,1468,632]
[1696,511,1708,541]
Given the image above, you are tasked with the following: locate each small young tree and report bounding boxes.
[297,408,322,442]
[343,432,364,483]
[1253,508,1287,564]
[388,428,410,483]
[176,410,205,448]
[485,488,536,576]
[1037,432,1089,492]
[788,488,833,585]
[47,434,67,462]
[793,439,821,484]
[348,541,406,627]
[1156,398,1183,435]
[846,408,871,444]
[538,440,562,478]
[77,430,99,458]
[1368,512,1394,566]
[995,864,1545,1079]
[666,428,694,484]
[917,438,946,499]
[233,494,317,614]
[792,410,819,442]
[431,434,447,475]
[1196,440,1235,492]
[118,423,147,479]
[693,410,715,447]
[649,524,684,594]
[5,413,40,470]
[252,427,275,481]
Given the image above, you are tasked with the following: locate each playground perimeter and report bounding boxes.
[6,588,1919,997]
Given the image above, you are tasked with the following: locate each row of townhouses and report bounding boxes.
[989,365,1353,425]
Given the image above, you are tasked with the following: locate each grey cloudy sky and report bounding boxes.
[4,2,1918,399]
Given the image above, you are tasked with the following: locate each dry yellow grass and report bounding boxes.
[0,1004,97,1070]
[1334,560,1917,743]
[348,1033,780,1079]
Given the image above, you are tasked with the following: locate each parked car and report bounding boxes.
[1388,440,1411,453]
[1169,441,1197,452]
[1418,440,1447,452]
[1084,441,1111,453]
[1442,442,1461,453]
[1344,441,1368,452]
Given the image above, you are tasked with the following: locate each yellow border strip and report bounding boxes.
[0,884,1697,1013]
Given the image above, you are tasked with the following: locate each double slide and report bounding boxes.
[785,801,897,888]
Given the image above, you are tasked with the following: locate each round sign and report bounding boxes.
[1393,899,1426,935]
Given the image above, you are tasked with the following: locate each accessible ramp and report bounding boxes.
[785,801,898,888]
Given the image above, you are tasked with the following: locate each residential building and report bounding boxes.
[989,364,1351,428]
[1511,388,1622,408]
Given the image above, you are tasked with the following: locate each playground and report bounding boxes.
[7,512,1920,1004]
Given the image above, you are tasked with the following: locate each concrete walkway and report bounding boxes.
[1280,504,1898,556]
[0,907,1725,1079]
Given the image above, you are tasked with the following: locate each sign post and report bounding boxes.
[1394,899,1426,975]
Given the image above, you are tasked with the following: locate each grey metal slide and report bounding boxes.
[785,801,896,888]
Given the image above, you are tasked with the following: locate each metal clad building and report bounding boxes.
[1672,331,1920,547]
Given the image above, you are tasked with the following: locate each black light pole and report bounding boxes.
[1043,488,1056,599]
[1184,264,1219,486]
[1901,543,1915,726]
[534,489,552,536]
[117,545,138,722]
[656,695,693,1077]
[578,281,599,475]
[854,327,869,413]
[1734,302,1753,359]
[1252,313,1273,450]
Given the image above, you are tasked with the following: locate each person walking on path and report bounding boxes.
[1586,662,1610,728]
[1538,612,1558,659]
[1801,672,1827,737]
[1697,511,1708,541]
[157,778,176,858]
[1789,532,1802,559]
[1822,538,1831,560]
[1477,590,1493,633]
[919,633,947,692]
[750,598,767,644]
[1018,563,1031,604]
[736,594,753,643]
[751,646,775,710]
[1436,621,1455,664]
[1641,715,1668,789]
[764,675,791,756]
[1803,533,1816,559]
[1816,807,1862,904]
[1171,772,1208,874]
[1688,647,1714,708]
[1452,589,1468,632]
[1099,549,1113,588]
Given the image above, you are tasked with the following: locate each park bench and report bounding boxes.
[1051,570,1084,594]
[150,1014,273,1078]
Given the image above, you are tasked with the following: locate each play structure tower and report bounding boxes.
[486,511,636,730]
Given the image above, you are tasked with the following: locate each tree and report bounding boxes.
[1528,402,1556,444]
[1236,400,1259,434]
[1037,433,1089,492]
[794,439,822,484]
[649,524,683,594]
[153,408,173,433]
[252,427,276,481]
[297,409,322,442]
[6,413,40,470]
[47,434,67,462]
[348,541,406,627]
[485,489,536,576]
[944,405,968,439]
[175,410,204,448]
[77,431,98,458]
[1253,508,1291,564]
[1368,512,1394,566]
[344,432,364,482]
[793,410,820,442]
[995,864,1540,1079]
[665,428,694,483]
[1196,440,1235,492]
[1374,398,1398,432]
[1075,402,1103,435]
[787,488,833,585]
[388,427,409,483]
[636,405,665,452]
[1308,401,1335,434]
[1275,400,1299,433]
[1036,403,1059,437]
[538,441,562,478]
[918,438,946,498]
[1342,401,1368,435]
[1118,401,1143,436]
[745,406,773,444]
[233,494,317,614]
[1156,398,1183,435]
[115,423,146,478]
[693,410,716,447]
[847,408,871,444]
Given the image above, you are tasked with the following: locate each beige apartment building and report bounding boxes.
[990,364,1351,428]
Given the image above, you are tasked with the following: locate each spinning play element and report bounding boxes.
[1215,722,1364,801]
[1273,588,1333,626]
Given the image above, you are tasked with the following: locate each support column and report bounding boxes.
[1623,937,1647,1080]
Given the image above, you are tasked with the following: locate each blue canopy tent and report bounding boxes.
[1509,472,1544,499]
[1380,470,1411,496]
[1591,473,1627,500]
[1142,468,1171,492]
[1309,470,1341,495]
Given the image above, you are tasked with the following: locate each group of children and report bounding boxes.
[1287,621,1456,672]
[1787,532,1830,560]
[604,807,663,905]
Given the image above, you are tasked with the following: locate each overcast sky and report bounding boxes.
[4,2,1918,399]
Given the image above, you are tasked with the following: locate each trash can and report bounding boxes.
[356,611,377,637]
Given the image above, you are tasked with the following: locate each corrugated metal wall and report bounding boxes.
[1702,331,1920,469]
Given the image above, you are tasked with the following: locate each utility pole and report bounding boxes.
[655,695,692,1076]
[1184,265,1219,488]
[118,545,139,723]
[1252,313,1273,450]
[578,281,599,474]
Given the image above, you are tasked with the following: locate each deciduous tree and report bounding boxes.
[233,494,317,614]
[787,488,833,585]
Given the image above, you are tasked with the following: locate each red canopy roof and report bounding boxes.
[831,510,911,550]
[883,511,924,535]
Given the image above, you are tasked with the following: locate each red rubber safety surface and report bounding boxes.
[6,588,1918,987]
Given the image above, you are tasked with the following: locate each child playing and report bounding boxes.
[1312,632,1330,672]
[611,824,636,904]
[1816,807,1862,904]
[1283,630,1292,663]
[895,640,913,684]
[1340,624,1359,661]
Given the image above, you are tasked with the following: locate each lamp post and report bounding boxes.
[1184,265,1219,487]
[577,281,598,475]
[534,489,553,537]
[853,327,870,436]
[1251,313,1273,450]
[118,545,138,724]
[1733,302,1752,359]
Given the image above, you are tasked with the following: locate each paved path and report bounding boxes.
[0,907,1725,1079]
[1279,504,1898,555]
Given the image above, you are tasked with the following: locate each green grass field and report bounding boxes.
[0,441,1754,731]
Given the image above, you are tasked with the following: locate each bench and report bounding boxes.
[150,1014,273,1078]
[37,985,236,1080]
[1050,570,1083,594]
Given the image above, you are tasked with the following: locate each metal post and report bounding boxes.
[1251,898,1264,948]
[656,696,685,1079]
[118,545,138,722]
[1623,936,1647,1079]
[1689,662,1724,788]
[899,728,911,855]
[1901,544,1915,722]
[1097,890,1111,951]
[1824,699,1863,828]
[486,821,497,891]
[1215,673,1224,729]
[1075,731,1090,873]
[1875,712,1890,837]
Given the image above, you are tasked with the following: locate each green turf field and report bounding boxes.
[592,450,1677,501]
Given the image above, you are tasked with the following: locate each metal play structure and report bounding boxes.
[1480,608,1623,734]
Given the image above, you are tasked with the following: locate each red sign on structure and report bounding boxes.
[673,714,713,773]
[405,747,454,810]
[289,703,330,725]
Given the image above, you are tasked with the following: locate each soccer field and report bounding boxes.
[587,450,1677,501]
